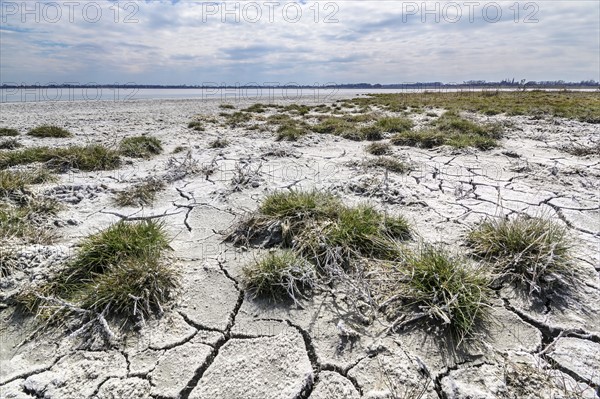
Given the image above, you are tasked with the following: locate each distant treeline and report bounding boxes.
[1,80,598,89]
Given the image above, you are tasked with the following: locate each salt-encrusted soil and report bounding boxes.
[0,96,599,399]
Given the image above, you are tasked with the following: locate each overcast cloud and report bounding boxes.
[1,0,598,85]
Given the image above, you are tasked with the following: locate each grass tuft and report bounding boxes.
[376,117,414,133]
[20,220,177,321]
[119,136,163,159]
[364,157,411,174]
[230,191,411,266]
[0,128,19,137]
[466,216,573,295]
[208,138,229,148]
[365,142,391,155]
[0,168,56,196]
[396,245,491,342]
[359,126,384,141]
[391,112,502,150]
[243,250,316,303]
[28,125,72,138]
[0,197,61,243]
[0,138,23,150]
[0,145,121,171]
[188,121,205,131]
[276,123,307,141]
[219,104,235,110]
[224,111,254,127]
[114,178,165,207]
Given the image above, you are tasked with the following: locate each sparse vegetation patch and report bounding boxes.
[119,136,163,159]
[0,196,60,243]
[365,142,391,155]
[188,120,205,131]
[0,145,121,171]
[391,112,502,150]
[363,157,411,174]
[0,128,19,137]
[28,125,72,138]
[0,168,56,197]
[0,138,22,150]
[208,138,229,148]
[114,178,165,207]
[231,191,411,301]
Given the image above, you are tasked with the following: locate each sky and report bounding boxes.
[1,0,599,85]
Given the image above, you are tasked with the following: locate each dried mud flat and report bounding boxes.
[1,94,599,399]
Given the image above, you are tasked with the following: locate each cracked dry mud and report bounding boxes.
[1,96,599,399]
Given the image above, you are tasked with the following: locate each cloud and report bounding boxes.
[1,1,598,84]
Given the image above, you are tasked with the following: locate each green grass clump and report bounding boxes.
[232,191,410,263]
[259,190,341,221]
[390,112,502,150]
[114,178,165,207]
[75,221,170,275]
[188,121,205,131]
[0,197,60,243]
[119,136,163,159]
[282,104,311,115]
[0,128,19,137]
[433,111,503,138]
[391,113,501,150]
[397,246,491,342]
[276,124,307,141]
[0,168,56,196]
[376,117,414,133]
[208,138,229,148]
[320,205,409,258]
[224,111,254,127]
[243,250,316,302]
[365,142,391,155]
[80,256,179,317]
[312,117,356,136]
[219,104,235,110]
[242,103,269,113]
[28,125,72,138]
[20,220,176,320]
[364,157,411,174]
[230,192,413,305]
[359,126,384,141]
[0,145,121,171]
[0,138,22,150]
[466,216,573,295]
[390,129,446,148]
